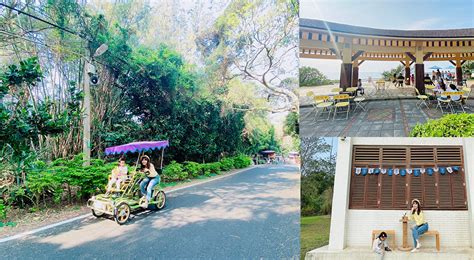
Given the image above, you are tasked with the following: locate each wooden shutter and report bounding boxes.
[393,172,407,208]
[382,148,406,163]
[436,147,462,163]
[409,173,423,209]
[410,147,435,163]
[349,145,467,210]
[354,146,380,163]
[365,172,379,208]
[451,171,467,209]
[423,170,438,209]
[437,172,453,208]
[350,172,366,208]
[380,173,393,209]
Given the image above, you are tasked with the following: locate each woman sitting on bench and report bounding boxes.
[408,199,429,252]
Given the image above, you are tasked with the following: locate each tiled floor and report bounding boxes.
[300,99,474,137]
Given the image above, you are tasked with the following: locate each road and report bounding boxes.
[0,165,300,259]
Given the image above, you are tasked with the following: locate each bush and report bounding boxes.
[232,154,252,168]
[0,199,8,221]
[219,158,234,171]
[163,161,188,181]
[183,161,202,178]
[201,162,221,176]
[299,66,332,87]
[410,113,474,137]
[26,155,113,206]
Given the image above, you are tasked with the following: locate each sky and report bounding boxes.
[300,0,474,79]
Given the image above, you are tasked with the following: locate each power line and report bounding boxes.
[0,3,88,40]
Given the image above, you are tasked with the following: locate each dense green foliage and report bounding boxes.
[284,112,299,137]
[301,138,335,216]
[219,158,235,171]
[410,113,474,137]
[462,61,474,78]
[299,66,333,87]
[0,57,80,157]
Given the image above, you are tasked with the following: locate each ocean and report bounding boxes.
[325,71,384,81]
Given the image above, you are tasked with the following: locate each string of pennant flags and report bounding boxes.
[354,166,461,177]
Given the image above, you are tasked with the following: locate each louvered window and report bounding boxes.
[349,146,467,210]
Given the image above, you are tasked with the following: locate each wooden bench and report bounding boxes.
[422,230,440,251]
[371,230,396,249]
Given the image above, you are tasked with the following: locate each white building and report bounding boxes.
[307,137,474,260]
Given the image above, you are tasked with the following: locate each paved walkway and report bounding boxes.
[300,99,474,137]
[299,80,474,106]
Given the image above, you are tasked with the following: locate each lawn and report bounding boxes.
[300,215,331,259]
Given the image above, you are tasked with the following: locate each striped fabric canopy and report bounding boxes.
[105,140,169,155]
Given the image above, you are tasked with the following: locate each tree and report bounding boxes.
[382,64,404,81]
[462,61,474,79]
[0,57,80,183]
[300,137,336,216]
[299,66,332,87]
[283,111,299,137]
[196,0,299,112]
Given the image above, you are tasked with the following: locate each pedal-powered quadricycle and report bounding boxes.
[87,141,168,225]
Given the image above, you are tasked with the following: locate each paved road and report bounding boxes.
[0,165,300,259]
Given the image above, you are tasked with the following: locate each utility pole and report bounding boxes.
[83,44,108,166]
[82,57,91,166]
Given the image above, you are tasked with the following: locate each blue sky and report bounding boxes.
[300,0,474,79]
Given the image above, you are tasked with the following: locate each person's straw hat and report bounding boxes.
[140,155,150,161]
[411,198,421,205]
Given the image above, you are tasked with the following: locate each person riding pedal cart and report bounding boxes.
[139,155,160,208]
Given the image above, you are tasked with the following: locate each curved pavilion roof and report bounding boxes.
[299,18,474,63]
[300,18,474,39]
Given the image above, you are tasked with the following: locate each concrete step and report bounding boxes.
[306,246,474,260]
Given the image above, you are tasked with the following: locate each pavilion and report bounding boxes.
[299,19,474,94]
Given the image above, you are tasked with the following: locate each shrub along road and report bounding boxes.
[0,164,300,259]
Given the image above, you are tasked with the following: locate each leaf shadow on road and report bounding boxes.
[0,165,301,259]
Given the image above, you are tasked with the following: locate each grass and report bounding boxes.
[301,215,331,259]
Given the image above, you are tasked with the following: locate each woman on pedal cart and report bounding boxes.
[139,155,160,208]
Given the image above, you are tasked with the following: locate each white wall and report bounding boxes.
[346,210,471,248]
[328,137,353,250]
[329,137,473,250]
[463,138,474,247]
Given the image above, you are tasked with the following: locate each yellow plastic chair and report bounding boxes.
[333,94,350,120]
[415,88,429,109]
[436,92,454,114]
[462,87,471,99]
[313,95,333,121]
[450,91,466,113]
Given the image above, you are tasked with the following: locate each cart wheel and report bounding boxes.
[149,191,166,211]
[92,209,104,218]
[114,202,131,225]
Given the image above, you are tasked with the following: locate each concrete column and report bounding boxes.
[456,59,463,86]
[462,138,474,247]
[414,46,425,94]
[328,137,353,250]
[339,43,352,91]
[352,62,359,88]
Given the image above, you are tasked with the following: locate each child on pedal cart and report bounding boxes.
[106,157,128,193]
